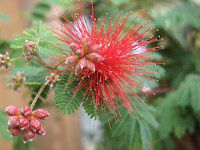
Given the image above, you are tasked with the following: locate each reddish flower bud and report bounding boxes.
[33,109,49,120]
[9,128,21,137]
[87,61,95,72]
[0,52,10,69]
[86,53,104,62]
[91,44,102,53]
[22,131,28,143]
[5,105,20,116]
[70,43,79,52]
[30,118,41,132]
[22,129,36,142]
[19,117,29,130]
[24,41,36,53]
[79,58,87,69]
[8,116,20,128]
[36,124,46,136]
[76,49,84,56]
[65,55,78,64]
[20,105,32,117]
[74,63,81,74]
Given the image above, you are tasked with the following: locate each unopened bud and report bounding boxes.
[74,63,81,74]
[7,72,26,91]
[30,118,41,132]
[45,73,60,88]
[19,117,29,130]
[91,44,102,53]
[5,105,20,116]
[79,58,87,69]
[20,105,32,117]
[36,124,46,136]
[76,49,84,57]
[9,128,21,137]
[23,41,37,62]
[22,129,36,142]
[8,116,20,128]
[65,55,78,64]
[24,41,36,53]
[0,52,10,69]
[70,43,79,52]
[87,61,95,72]
[86,53,104,62]
[33,109,49,120]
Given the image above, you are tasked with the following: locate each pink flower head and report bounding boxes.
[54,3,162,115]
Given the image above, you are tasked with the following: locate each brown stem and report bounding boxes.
[30,81,49,110]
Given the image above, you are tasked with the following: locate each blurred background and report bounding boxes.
[0,0,200,150]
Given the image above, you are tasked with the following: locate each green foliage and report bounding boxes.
[158,96,194,138]
[31,2,51,20]
[98,98,159,150]
[176,74,200,113]
[111,0,130,5]
[0,111,11,140]
[151,1,200,48]
[11,21,63,62]
[157,74,200,138]
[54,74,83,114]
[82,97,103,118]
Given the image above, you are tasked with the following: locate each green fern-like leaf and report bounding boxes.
[102,98,159,150]
[11,21,64,62]
[54,74,83,115]
[82,98,103,118]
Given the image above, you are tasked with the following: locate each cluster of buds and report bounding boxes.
[0,52,10,69]
[23,41,37,62]
[5,105,49,143]
[7,72,26,91]
[65,38,104,74]
[45,73,60,88]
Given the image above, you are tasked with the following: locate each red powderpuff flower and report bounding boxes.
[54,3,163,114]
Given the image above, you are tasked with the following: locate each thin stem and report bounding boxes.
[30,81,49,110]
[24,82,42,86]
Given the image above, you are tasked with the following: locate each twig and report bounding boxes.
[30,81,49,110]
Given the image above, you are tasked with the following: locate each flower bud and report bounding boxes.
[30,118,41,132]
[36,124,46,136]
[91,44,102,53]
[65,55,78,64]
[20,105,32,117]
[5,105,20,116]
[74,63,81,74]
[8,116,20,128]
[24,41,36,53]
[87,61,95,72]
[19,117,29,130]
[22,129,36,142]
[23,41,37,62]
[22,131,28,143]
[86,52,104,62]
[7,72,26,91]
[45,73,60,88]
[9,128,21,137]
[79,58,87,69]
[33,109,49,120]
[70,43,79,52]
[76,49,84,57]
[0,52,10,69]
